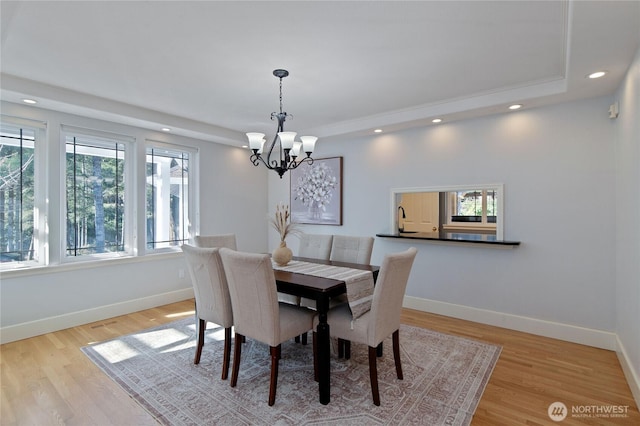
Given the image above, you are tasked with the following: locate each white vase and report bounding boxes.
[272,240,293,266]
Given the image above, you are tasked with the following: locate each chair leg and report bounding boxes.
[338,338,352,358]
[194,318,206,364]
[312,332,318,382]
[268,345,281,406]
[392,330,403,380]
[294,298,306,345]
[221,327,232,380]
[368,346,380,406]
[230,333,243,387]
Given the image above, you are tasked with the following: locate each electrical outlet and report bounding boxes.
[178,268,185,279]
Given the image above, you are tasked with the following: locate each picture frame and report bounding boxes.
[290,156,343,225]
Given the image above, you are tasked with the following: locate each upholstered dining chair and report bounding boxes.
[181,244,234,380]
[298,233,333,260]
[313,247,417,406]
[219,248,316,406]
[194,233,237,250]
[330,235,374,264]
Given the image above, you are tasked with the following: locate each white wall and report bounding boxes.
[614,47,640,403]
[270,95,618,348]
[0,102,268,343]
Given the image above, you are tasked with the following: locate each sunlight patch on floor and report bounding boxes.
[165,310,195,319]
[93,340,139,363]
[206,327,226,342]
[133,328,189,349]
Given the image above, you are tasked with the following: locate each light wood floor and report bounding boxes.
[1,300,638,425]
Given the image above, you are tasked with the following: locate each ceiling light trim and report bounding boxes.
[307,77,568,138]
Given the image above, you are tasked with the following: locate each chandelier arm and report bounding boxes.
[250,151,275,169]
[263,133,279,169]
[264,111,288,171]
[287,156,314,171]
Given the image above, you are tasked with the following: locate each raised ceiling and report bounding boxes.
[1,1,638,146]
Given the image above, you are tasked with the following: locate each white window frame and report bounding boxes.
[60,125,135,263]
[0,116,47,271]
[144,140,198,254]
[444,189,498,230]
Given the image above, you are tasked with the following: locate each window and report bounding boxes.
[3,112,199,270]
[0,122,37,265]
[447,189,497,226]
[63,128,130,258]
[145,144,193,250]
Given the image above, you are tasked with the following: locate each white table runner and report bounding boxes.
[272,260,374,319]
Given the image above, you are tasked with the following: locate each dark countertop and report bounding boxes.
[376,231,520,247]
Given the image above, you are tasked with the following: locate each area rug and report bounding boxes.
[82,318,501,425]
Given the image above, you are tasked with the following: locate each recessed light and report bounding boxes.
[161,127,171,132]
[588,71,607,79]
[374,129,383,133]
[22,99,37,104]
[508,104,522,110]
[432,118,442,123]
[242,144,249,149]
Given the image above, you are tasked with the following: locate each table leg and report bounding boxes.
[316,297,330,405]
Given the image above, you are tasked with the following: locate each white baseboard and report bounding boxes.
[403,296,617,351]
[616,335,640,409]
[0,288,194,344]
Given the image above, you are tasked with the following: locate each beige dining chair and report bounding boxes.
[194,233,237,250]
[219,248,316,406]
[330,235,375,264]
[298,233,333,260]
[181,244,234,380]
[313,247,417,406]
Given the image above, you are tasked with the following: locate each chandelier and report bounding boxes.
[246,69,317,178]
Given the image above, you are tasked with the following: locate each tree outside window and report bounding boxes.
[65,135,125,257]
[449,190,497,225]
[0,124,36,263]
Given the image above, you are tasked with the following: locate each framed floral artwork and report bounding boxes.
[290,156,343,225]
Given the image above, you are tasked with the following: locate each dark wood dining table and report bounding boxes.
[273,256,380,405]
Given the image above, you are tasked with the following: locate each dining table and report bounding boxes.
[273,256,380,405]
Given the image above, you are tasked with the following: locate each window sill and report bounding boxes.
[0,251,184,279]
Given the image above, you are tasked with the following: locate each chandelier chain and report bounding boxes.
[279,76,283,114]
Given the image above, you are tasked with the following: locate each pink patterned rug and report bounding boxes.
[82,318,500,425]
